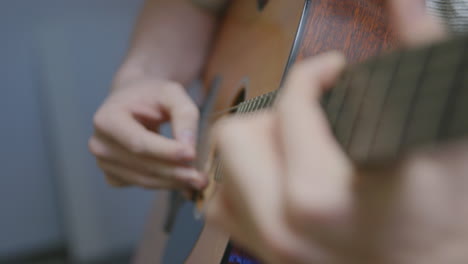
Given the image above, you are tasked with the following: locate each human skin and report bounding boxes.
[89,0,218,191]
[205,0,468,263]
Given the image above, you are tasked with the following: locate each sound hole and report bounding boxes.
[257,0,269,11]
[231,89,246,114]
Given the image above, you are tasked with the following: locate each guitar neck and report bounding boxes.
[236,34,468,163]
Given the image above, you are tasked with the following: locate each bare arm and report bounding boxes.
[116,0,218,86]
[89,0,223,191]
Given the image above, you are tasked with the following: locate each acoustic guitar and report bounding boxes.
[132,0,468,263]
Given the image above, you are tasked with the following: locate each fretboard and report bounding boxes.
[234,34,468,164]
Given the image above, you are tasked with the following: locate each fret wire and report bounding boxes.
[245,100,252,113]
[236,102,244,114]
[252,96,262,111]
[437,37,468,140]
[242,101,250,113]
[249,98,258,112]
[272,90,279,106]
[211,35,468,172]
[240,100,248,114]
[366,52,404,160]
[263,92,272,108]
[333,62,375,148]
[237,102,247,114]
[267,91,277,107]
[446,68,468,138]
[347,54,401,161]
[368,49,425,159]
[401,40,465,149]
[213,155,220,181]
[261,94,269,109]
[260,93,269,109]
[399,47,461,153]
[325,71,352,128]
[344,60,378,151]
[217,160,225,182]
[245,99,254,113]
[256,94,266,110]
[262,93,271,109]
[397,47,435,153]
[266,92,274,108]
[330,72,353,132]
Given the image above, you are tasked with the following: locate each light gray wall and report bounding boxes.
[0,0,156,261]
[0,6,63,256]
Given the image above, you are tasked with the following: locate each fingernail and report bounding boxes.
[178,130,196,146]
[175,168,205,189]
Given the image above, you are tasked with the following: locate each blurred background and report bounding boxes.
[0,0,159,263]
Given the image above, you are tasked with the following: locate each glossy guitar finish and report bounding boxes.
[133,1,396,263]
[188,1,396,262]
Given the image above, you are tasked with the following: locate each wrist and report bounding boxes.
[112,60,172,89]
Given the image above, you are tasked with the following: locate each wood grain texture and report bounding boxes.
[190,1,397,263]
[297,0,397,64]
[203,0,305,106]
[189,1,306,262]
[138,0,399,263]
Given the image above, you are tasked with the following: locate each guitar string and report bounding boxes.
[212,91,277,182]
[210,61,451,120]
[209,36,467,183]
[397,47,434,154]
[437,40,468,140]
[353,39,467,161]
[344,60,378,151]
[211,36,468,122]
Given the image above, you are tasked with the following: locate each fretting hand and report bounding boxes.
[204,0,468,263]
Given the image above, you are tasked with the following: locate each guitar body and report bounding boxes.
[134,0,397,263]
[188,1,396,262]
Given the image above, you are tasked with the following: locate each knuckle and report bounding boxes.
[92,110,108,132]
[288,63,308,80]
[127,138,147,154]
[286,187,343,228]
[88,137,107,157]
[178,104,199,120]
[260,231,298,263]
[162,82,185,96]
[286,190,317,225]
[166,82,184,91]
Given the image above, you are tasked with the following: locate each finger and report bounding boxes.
[212,113,290,256]
[105,173,131,187]
[206,183,326,264]
[388,0,448,47]
[277,52,352,225]
[204,185,253,249]
[159,83,200,148]
[214,113,282,227]
[89,135,207,189]
[93,108,194,163]
[98,160,187,190]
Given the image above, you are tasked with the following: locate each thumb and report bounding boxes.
[159,83,200,155]
[389,0,448,47]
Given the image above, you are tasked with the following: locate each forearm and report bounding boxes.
[115,0,218,86]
